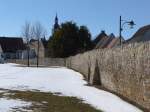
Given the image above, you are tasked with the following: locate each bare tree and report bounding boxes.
[22,21,31,67]
[22,21,46,67]
[32,22,47,67]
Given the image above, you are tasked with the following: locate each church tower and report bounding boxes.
[53,14,60,33]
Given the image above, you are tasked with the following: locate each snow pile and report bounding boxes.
[0,63,142,112]
[0,98,31,112]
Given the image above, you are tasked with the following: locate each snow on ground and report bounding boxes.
[0,63,142,112]
[0,98,31,112]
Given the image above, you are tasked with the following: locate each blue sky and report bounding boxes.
[0,0,150,40]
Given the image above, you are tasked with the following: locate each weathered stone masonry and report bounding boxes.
[66,42,150,111]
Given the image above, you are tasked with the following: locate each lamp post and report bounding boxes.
[119,16,136,46]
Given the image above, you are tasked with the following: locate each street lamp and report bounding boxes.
[119,16,136,45]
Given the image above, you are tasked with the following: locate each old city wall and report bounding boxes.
[66,42,150,111]
[8,58,65,67]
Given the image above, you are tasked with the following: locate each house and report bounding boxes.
[93,30,107,46]
[0,37,46,59]
[95,35,114,49]
[29,39,45,58]
[95,32,124,49]
[126,25,150,43]
[16,49,36,59]
[0,37,26,59]
[106,37,121,48]
[41,37,49,57]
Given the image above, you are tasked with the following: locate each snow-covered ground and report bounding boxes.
[0,98,31,112]
[0,90,31,112]
[0,63,142,112]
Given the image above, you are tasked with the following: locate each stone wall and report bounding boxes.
[66,42,150,111]
[7,58,65,67]
[7,42,150,110]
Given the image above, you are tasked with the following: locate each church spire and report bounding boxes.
[55,13,58,24]
[54,13,59,32]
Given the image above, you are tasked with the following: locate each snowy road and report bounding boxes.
[0,63,142,112]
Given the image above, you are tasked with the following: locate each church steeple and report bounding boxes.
[54,14,59,32]
[55,14,58,24]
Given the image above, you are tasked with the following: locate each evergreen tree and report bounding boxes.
[78,26,93,51]
[48,21,93,58]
